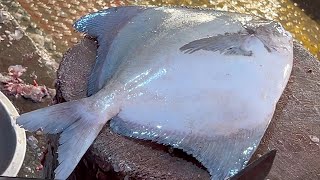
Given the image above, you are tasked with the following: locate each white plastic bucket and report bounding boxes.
[0,91,26,176]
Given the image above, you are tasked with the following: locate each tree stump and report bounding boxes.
[44,37,320,180]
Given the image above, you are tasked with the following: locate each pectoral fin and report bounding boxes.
[180,33,253,56]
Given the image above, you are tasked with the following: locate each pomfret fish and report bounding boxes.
[17,6,293,180]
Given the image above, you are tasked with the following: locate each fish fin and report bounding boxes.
[180,33,252,56]
[110,117,261,179]
[17,99,111,179]
[54,118,105,180]
[17,101,85,134]
[229,150,276,180]
[73,7,147,96]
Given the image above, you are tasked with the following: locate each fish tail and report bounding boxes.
[17,98,114,179]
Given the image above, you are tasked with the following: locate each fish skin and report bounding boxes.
[17,6,293,180]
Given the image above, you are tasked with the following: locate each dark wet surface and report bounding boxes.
[0,11,55,113]
[0,4,54,178]
[2,0,318,58]
[291,0,320,21]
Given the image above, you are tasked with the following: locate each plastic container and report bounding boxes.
[0,91,26,176]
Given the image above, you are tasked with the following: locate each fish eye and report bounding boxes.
[274,23,284,34]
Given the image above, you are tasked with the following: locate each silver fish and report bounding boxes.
[17,6,293,180]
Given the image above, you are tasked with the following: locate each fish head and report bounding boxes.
[244,19,293,53]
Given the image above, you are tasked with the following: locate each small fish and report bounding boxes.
[17,6,293,180]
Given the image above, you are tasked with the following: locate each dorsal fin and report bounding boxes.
[73,7,147,96]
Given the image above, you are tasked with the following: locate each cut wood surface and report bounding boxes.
[45,37,320,180]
